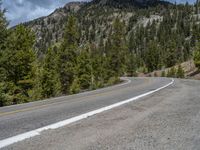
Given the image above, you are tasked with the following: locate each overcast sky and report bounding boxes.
[2,0,196,27]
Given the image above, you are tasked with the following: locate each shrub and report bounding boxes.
[70,78,81,94]
[176,65,185,78]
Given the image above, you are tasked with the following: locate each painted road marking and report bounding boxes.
[0,78,132,117]
[0,79,174,149]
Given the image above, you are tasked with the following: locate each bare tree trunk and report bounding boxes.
[197,0,199,14]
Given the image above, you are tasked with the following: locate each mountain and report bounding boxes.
[91,0,170,7]
[1,0,200,106]
[23,2,85,53]
[24,0,173,54]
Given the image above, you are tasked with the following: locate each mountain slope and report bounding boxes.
[24,0,199,71]
[24,2,85,54]
[91,0,171,7]
[25,0,172,54]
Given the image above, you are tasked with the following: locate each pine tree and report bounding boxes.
[145,41,161,72]
[2,25,36,84]
[167,67,177,78]
[108,18,128,76]
[36,48,61,98]
[176,65,185,78]
[196,0,199,14]
[57,15,79,94]
[0,1,8,82]
[127,52,136,76]
[194,43,200,70]
[165,41,177,67]
[0,0,8,51]
[99,36,105,55]
[0,25,36,105]
[75,45,93,91]
[161,71,166,77]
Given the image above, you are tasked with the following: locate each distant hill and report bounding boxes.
[91,0,171,7]
[23,0,199,68]
[23,2,85,53]
[24,0,173,54]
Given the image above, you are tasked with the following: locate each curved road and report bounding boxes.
[0,77,200,149]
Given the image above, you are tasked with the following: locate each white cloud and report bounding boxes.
[2,0,86,26]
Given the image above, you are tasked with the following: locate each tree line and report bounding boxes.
[0,0,200,106]
[0,3,128,106]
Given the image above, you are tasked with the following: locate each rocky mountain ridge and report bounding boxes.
[24,0,172,54]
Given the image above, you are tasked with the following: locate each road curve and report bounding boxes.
[0,77,174,149]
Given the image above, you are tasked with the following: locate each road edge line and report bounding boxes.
[0,78,174,149]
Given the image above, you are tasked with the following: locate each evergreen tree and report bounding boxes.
[196,0,199,14]
[167,67,177,78]
[99,36,105,55]
[2,25,36,84]
[75,45,93,91]
[161,70,166,77]
[145,41,161,72]
[176,65,185,78]
[0,1,8,82]
[36,48,61,98]
[0,0,8,51]
[127,52,136,76]
[57,15,79,94]
[0,25,36,105]
[108,18,128,76]
[165,41,177,67]
[194,43,200,70]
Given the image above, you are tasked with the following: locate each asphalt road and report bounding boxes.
[1,77,200,150]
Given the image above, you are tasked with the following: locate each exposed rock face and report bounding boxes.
[23,0,170,54]
[24,2,85,54]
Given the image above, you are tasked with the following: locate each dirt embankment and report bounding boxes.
[140,60,200,80]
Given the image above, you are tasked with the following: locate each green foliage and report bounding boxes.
[0,1,8,51]
[176,65,185,78]
[194,43,200,70]
[161,71,166,77]
[167,67,177,78]
[76,45,93,90]
[1,3,199,107]
[126,52,137,76]
[108,18,128,76]
[107,76,120,86]
[1,25,36,84]
[166,65,185,78]
[0,25,36,106]
[57,15,79,94]
[34,48,61,99]
[145,41,161,72]
[165,41,177,67]
[0,82,13,106]
[70,77,81,94]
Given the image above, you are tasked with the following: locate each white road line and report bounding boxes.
[0,77,131,110]
[0,78,174,149]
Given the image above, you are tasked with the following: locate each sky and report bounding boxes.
[2,0,196,27]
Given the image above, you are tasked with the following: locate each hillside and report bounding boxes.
[24,0,199,62]
[90,0,171,7]
[24,0,173,54]
[23,2,85,54]
[1,0,200,106]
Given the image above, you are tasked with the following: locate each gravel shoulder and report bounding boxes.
[4,79,200,150]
